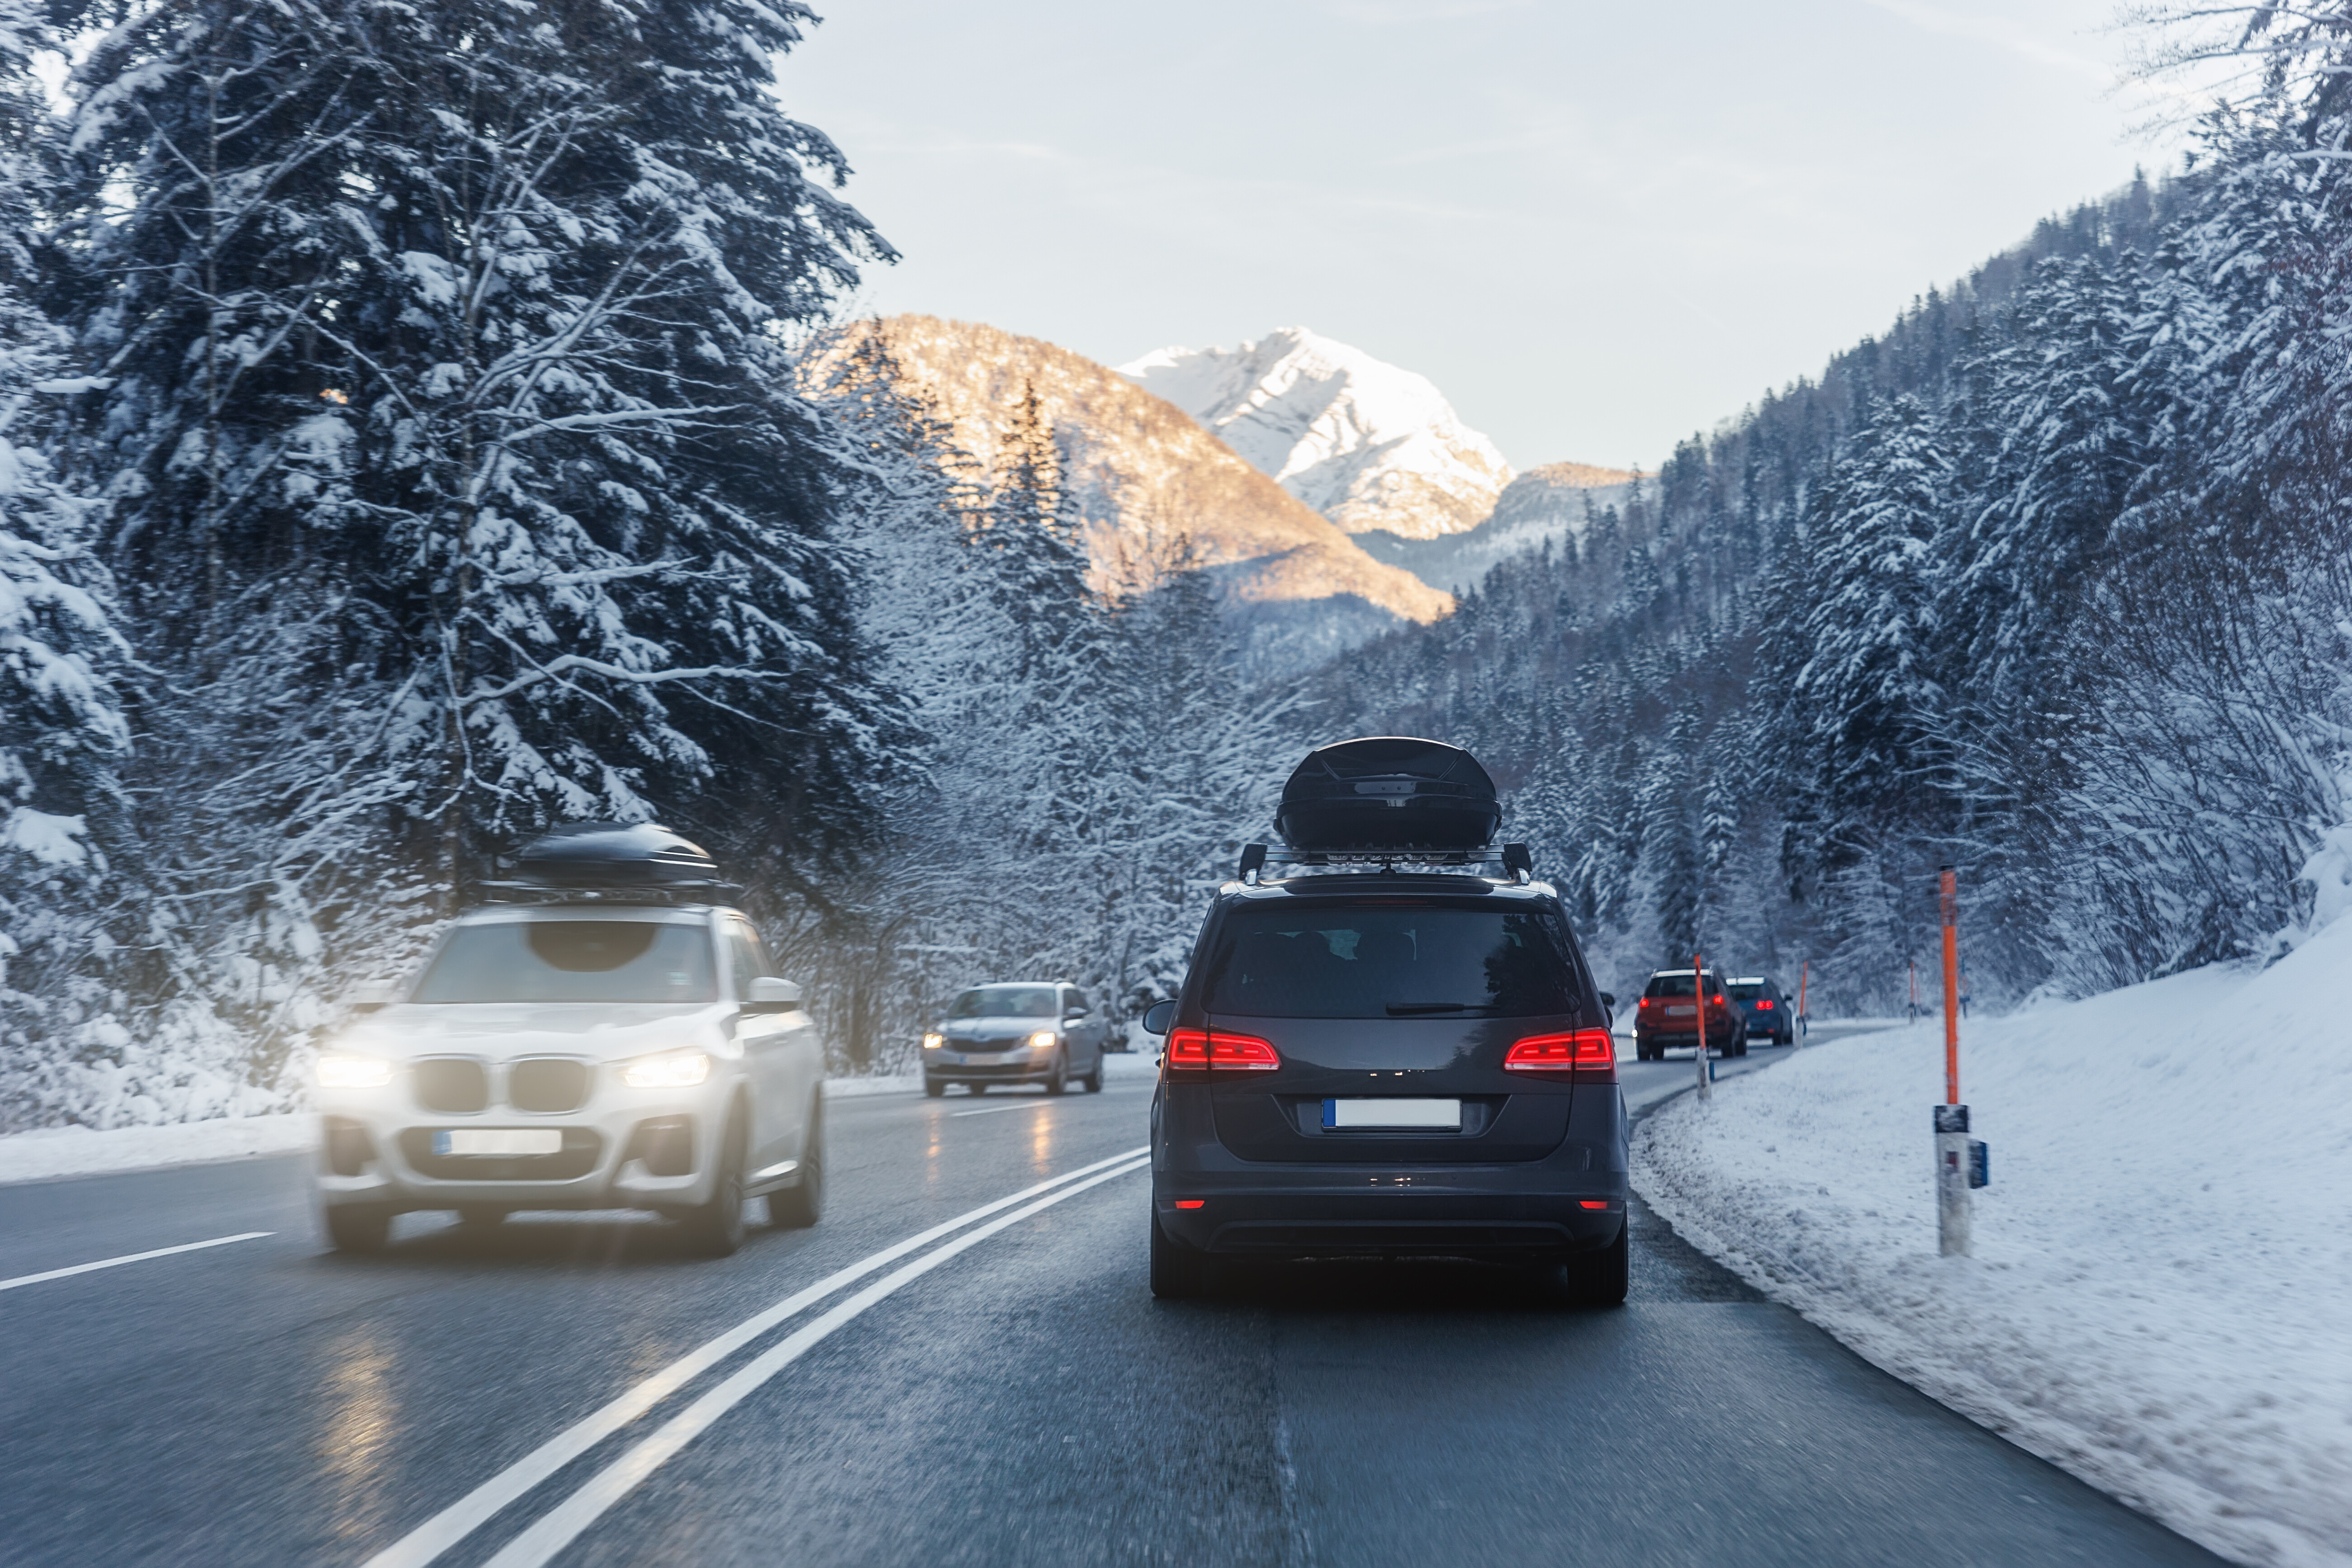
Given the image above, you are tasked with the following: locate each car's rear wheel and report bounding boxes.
[678,1107,747,1257]
[923,1076,946,1099]
[1572,1224,1630,1305]
[323,1203,391,1255]
[769,1097,824,1230]
[1148,1212,1214,1299]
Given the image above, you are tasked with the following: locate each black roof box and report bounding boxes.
[1275,737,1501,852]
[495,822,731,897]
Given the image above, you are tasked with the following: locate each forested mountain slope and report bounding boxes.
[833,317,1451,639]
[1296,144,2350,1010]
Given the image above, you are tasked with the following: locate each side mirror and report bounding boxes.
[746,976,803,1013]
[1142,1000,1176,1036]
[1599,992,1616,1009]
[1064,1006,1090,1020]
[349,981,397,1013]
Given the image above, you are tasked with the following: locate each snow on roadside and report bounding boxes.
[0,1113,321,1186]
[1633,918,2352,1568]
[0,1053,1167,1186]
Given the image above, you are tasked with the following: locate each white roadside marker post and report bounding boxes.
[1935,865,1970,1257]
[1693,950,1712,1099]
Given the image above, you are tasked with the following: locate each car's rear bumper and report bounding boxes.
[1153,1185,1624,1256]
[1153,1083,1627,1257]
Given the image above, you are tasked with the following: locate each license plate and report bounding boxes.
[435,1128,563,1156]
[1666,1004,1694,1016]
[1323,1098,1461,1130]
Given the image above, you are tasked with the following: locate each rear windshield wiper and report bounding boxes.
[1385,1000,1478,1015]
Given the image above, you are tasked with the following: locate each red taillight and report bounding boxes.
[1173,1199,1205,1209]
[1757,999,1774,1009]
[1712,994,1726,1007]
[1579,1200,1611,1210]
[1503,1028,1616,1073]
[1637,997,1650,1008]
[1165,1028,1281,1071]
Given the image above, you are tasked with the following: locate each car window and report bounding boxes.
[947,985,1057,1019]
[726,924,768,993]
[414,921,717,1004]
[1202,901,1580,1019]
[1643,972,1722,1000]
[1727,983,1762,1000]
[1064,987,1090,1014]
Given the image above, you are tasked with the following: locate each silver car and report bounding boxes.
[920,982,1111,1097]
[314,901,821,1256]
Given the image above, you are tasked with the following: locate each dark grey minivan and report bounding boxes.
[1143,871,1628,1303]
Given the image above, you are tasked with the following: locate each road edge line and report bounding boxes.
[479,1156,1151,1568]
[0,1231,274,1292]
[362,1145,1147,1568]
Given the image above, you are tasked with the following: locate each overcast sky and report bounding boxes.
[778,0,2180,471]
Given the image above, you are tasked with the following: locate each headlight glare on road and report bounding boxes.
[317,1052,394,1090]
[922,1033,945,1051]
[621,1047,712,1089]
[1029,1030,1058,1050]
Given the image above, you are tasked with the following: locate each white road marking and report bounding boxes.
[949,1097,1058,1117]
[479,1156,1150,1568]
[364,1146,1148,1568]
[0,1231,273,1293]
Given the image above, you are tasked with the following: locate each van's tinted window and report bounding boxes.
[1202,901,1579,1019]
[414,922,716,1004]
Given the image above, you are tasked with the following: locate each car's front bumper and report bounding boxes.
[314,1076,733,1213]
[924,1046,1061,1084]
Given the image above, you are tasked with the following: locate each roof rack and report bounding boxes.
[1237,841,1534,885]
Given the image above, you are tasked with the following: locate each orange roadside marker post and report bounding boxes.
[1933,865,1975,1256]
[1796,961,1809,1042]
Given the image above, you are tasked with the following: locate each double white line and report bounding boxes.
[366,1146,1149,1568]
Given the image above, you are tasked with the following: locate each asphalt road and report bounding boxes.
[0,1036,2222,1567]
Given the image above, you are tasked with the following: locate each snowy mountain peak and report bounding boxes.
[1118,327,1513,540]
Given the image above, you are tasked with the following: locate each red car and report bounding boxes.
[1633,968,1742,1060]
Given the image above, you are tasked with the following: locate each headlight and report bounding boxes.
[621,1047,712,1089]
[1029,1030,1058,1050]
[318,1052,394,1090]
[922,1033,945,1051]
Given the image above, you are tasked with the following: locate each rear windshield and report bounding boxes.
[1201,901,1580,1019]
[947,985,1057,1019]
[413,921,716,1004]
[1643,972,1722,1000]
[1727,983,1762,1000]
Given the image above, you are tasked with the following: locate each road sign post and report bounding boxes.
[1935,865,1970,1257]
[1796,961,1809,1042]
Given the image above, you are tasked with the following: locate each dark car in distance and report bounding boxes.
[1727,976,1793,1046]
[1144,870,1629,1304]
[1633,968,1742,1059]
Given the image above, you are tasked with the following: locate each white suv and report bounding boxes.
[315,892,821,1257]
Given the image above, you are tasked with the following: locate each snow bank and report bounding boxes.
[0,1113,320,1186]
[1634,920,2352,1568]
